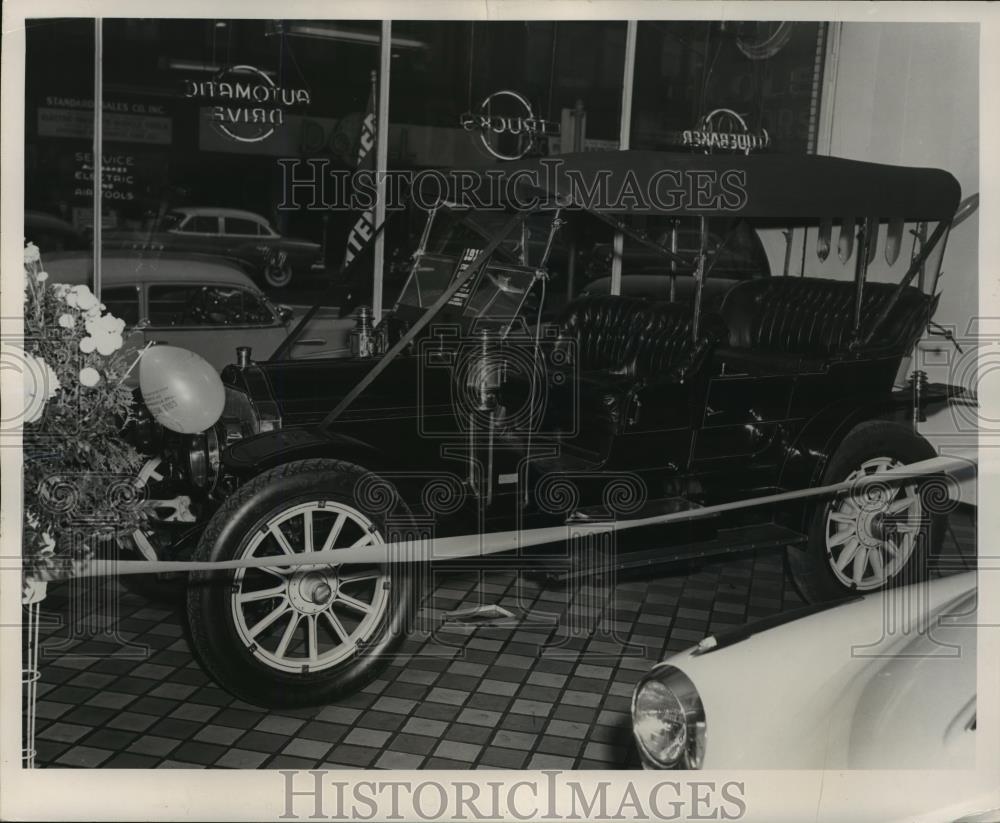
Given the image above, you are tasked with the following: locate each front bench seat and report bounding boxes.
[556,295,651,374]
[548,296,727,453]
[719,277,935,358]
[556,294,727,382]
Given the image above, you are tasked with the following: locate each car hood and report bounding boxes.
[224,354,428,429]
[659,571,977,770]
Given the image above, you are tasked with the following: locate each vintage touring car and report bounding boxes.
[127,151,968,706]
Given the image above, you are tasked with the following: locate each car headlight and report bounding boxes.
[185,427,221,491]
[631,665,706,769]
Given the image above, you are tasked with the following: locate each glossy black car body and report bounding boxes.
[200,151,960,539]
[132,151,966,705]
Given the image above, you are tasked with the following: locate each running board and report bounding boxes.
[549,522,806,582]
[567,496,701,524]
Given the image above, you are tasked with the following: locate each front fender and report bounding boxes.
[222,426,385,476]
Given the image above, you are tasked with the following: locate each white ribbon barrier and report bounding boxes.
[25,454,977,580]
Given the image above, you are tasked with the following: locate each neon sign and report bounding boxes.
[683,108,770,155]
[184,65,311,144]
[459,90,558,161]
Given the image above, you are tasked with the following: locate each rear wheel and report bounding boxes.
[263,252,292,289]
[186,459,414,707]
[789,421,943,602]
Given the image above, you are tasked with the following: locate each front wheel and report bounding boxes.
[186,459,415,707]
[788,421,944,603]
[119,457,194,602]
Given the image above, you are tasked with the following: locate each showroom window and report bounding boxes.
[630,21,827,153]
[25,18,827,313]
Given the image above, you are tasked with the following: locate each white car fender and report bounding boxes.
[657,572,976,770]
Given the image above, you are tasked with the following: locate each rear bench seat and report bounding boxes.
[718,277,934,361]
[545,281,932,452]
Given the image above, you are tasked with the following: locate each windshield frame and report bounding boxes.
[319,208,536,429]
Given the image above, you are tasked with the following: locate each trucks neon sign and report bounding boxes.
[459,90,558,161]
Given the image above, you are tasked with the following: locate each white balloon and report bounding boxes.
[138,345,225,434]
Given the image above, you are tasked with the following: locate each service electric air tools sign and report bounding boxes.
[185,64,311,144]
[72,151,138,203]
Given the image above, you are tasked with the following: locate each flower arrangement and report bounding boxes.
[19,242,145,592]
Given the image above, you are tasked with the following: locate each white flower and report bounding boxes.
[79,367,101,387]
[65,285,97,310]
[75,291,99,312]
[105,314,126,334]
[52,283,70,299]
[95,334,123,356]
[24,243,40,264]
[36,270,49,283]
[22,577,48,604]
[58,313,75,329]
[40,532,56,554]
[87,313,127,336]
[79,336,97,354]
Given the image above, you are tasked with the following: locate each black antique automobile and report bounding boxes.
[129,151,966,707]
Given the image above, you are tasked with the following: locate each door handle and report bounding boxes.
[295,338,327,346]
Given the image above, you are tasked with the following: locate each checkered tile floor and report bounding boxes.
[27,509,976,770]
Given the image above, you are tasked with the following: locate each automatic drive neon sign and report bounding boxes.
[184,65,311,143]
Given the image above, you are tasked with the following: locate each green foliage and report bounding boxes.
[21,244,146,578]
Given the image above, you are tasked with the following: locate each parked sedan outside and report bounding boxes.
[41,250,351,371]
[102,207,325,289]
[24,210,87,253]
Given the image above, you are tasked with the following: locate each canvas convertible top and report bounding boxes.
[427,150,961,222]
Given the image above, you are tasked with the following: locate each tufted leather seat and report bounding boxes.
[556,295,727,381]
[557,296,651,373]
[719,277,933,357]
[546,296,726,444]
